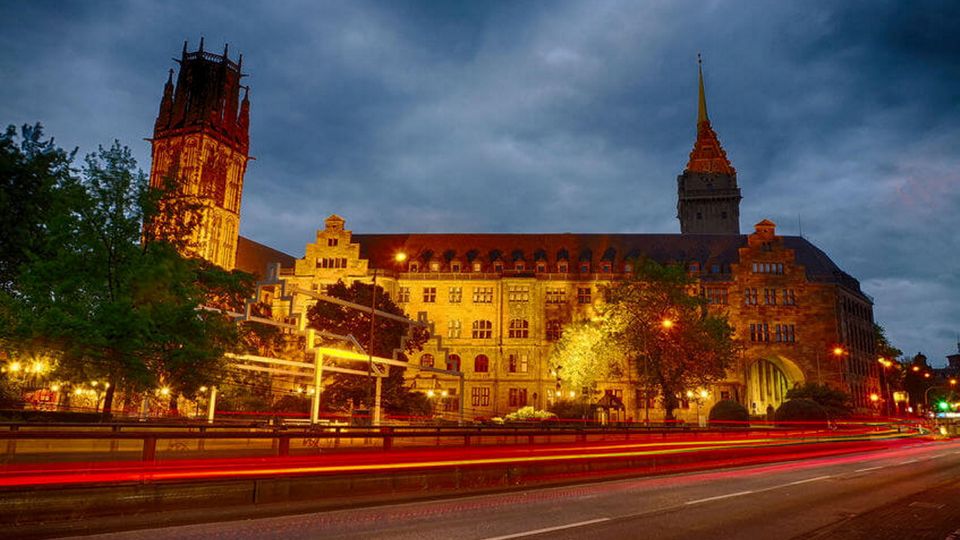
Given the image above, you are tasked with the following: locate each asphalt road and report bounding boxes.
[67,438,960,540]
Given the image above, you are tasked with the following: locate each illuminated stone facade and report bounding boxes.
[149,39,250,269]
[268,215,879,422]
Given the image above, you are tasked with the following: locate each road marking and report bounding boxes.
[854,466,883,473]
[481,518,611,540]
[785,475,832,485]
[685,490,755,505]
[899,459,918,465]
[929,453,948,459]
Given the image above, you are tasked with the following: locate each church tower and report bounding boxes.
[148,38,250,269]
[677,56,741,234]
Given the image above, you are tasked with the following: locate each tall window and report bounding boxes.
[558,262,569,273]
[744,288,759,305]
[546,320,562,341]
[704,287,728,305]
[326,238,338,247]
[447,319,461,338]
[473,287,494,303]
[546,288,566,304]
[508,354,528,373]
[749,323,770,342]
[775,323,796,343]
[508,286,529,302]
[420,354,434,368]
[474,354,489,373]
[398,287,410,303]
[536,262,546,273]
[752,262,784,274]
[446,354,461,372]
[509,388,528,407]
[471,387,491,406]
[782,289,797,305]
[508,319,529,338]
[448,286,462,303]
[472,320,493,339]
[764,288,777,305]
[423,287,436,303]
[577,287,592,304]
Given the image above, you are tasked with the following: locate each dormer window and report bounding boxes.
[409,262,420,273]
[624,263,633,273]
[472,262,482,272]
[558,262,568,273]
[494,262,503,272]
[429,261,440,272]
[601,262,612,273]
[536,262,546,273]
[516,262,525,271]
[688,263,700,273]
[451,263,461,272]
[580,262,590,273]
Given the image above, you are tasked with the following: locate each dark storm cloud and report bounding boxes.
[1,0,958,361]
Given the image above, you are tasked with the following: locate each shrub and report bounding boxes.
[775,398,828,427]
[784,383,852,418]
[708,400,750,426]
[504,406,557,422]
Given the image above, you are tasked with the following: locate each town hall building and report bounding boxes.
[150,44,880,421]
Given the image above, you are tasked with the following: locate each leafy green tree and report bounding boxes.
[0,123,75,292]
[784,382,852,418]
[306,280,428,414]
[11,140,235,415]
[602,258,740,420]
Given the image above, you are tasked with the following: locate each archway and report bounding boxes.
[746,356,804,418]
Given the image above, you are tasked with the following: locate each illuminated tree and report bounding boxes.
[602,258,739,420]
[548,319,626,399]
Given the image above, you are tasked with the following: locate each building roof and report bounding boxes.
[235,235,295,277]
[349,232,867,298]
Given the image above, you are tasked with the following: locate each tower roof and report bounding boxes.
[686,55,735,175]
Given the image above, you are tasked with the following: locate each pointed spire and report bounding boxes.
[182,40,188,58]
[223,42,229,59]
[237,53,243,72]
[199,36,204,53]
[685,54,735,175]
[166,68,174,85]
[697,53,709,125]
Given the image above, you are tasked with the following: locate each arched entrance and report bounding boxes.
[746,356,804,417]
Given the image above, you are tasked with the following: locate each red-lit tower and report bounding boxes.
[677,55,741,234]
[149,38,250,269]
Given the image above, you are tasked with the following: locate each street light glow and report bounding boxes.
[661,319,674,329]
[832,347,845,356]
[394,252,407,263]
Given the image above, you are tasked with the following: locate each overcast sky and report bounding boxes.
[1,1,958,364]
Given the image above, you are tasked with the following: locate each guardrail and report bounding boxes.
[0,421,904,464]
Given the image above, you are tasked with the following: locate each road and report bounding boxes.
[66,437,960,540]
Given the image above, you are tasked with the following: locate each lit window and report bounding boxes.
[429,261,440,272]
[472,287,494,303]
[508,286,529,302]
[545,288,566,304]
[472,262,482,272]
[471,386,490,405]
[508,354,528,373]
[398,287,410,303]
[447,319,461,338]
[449,287,462,303]
[409,262,419,273]
[420,354,434,368]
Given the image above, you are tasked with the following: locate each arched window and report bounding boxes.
[474,354,489,373]
[472,320,493,339]
[446,354,461,372]
[508,319,529,338]
[420,354,434,368]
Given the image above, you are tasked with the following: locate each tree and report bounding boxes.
[10,140,236,415]
[547,319,627,402]
[602,258,740,420]
[0,124,75,293]
[874,324,902,362]
[306,280,429,414]
[784,382,852,418]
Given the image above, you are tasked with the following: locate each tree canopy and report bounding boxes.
[306,280,429,414]
[602,258,740,419]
